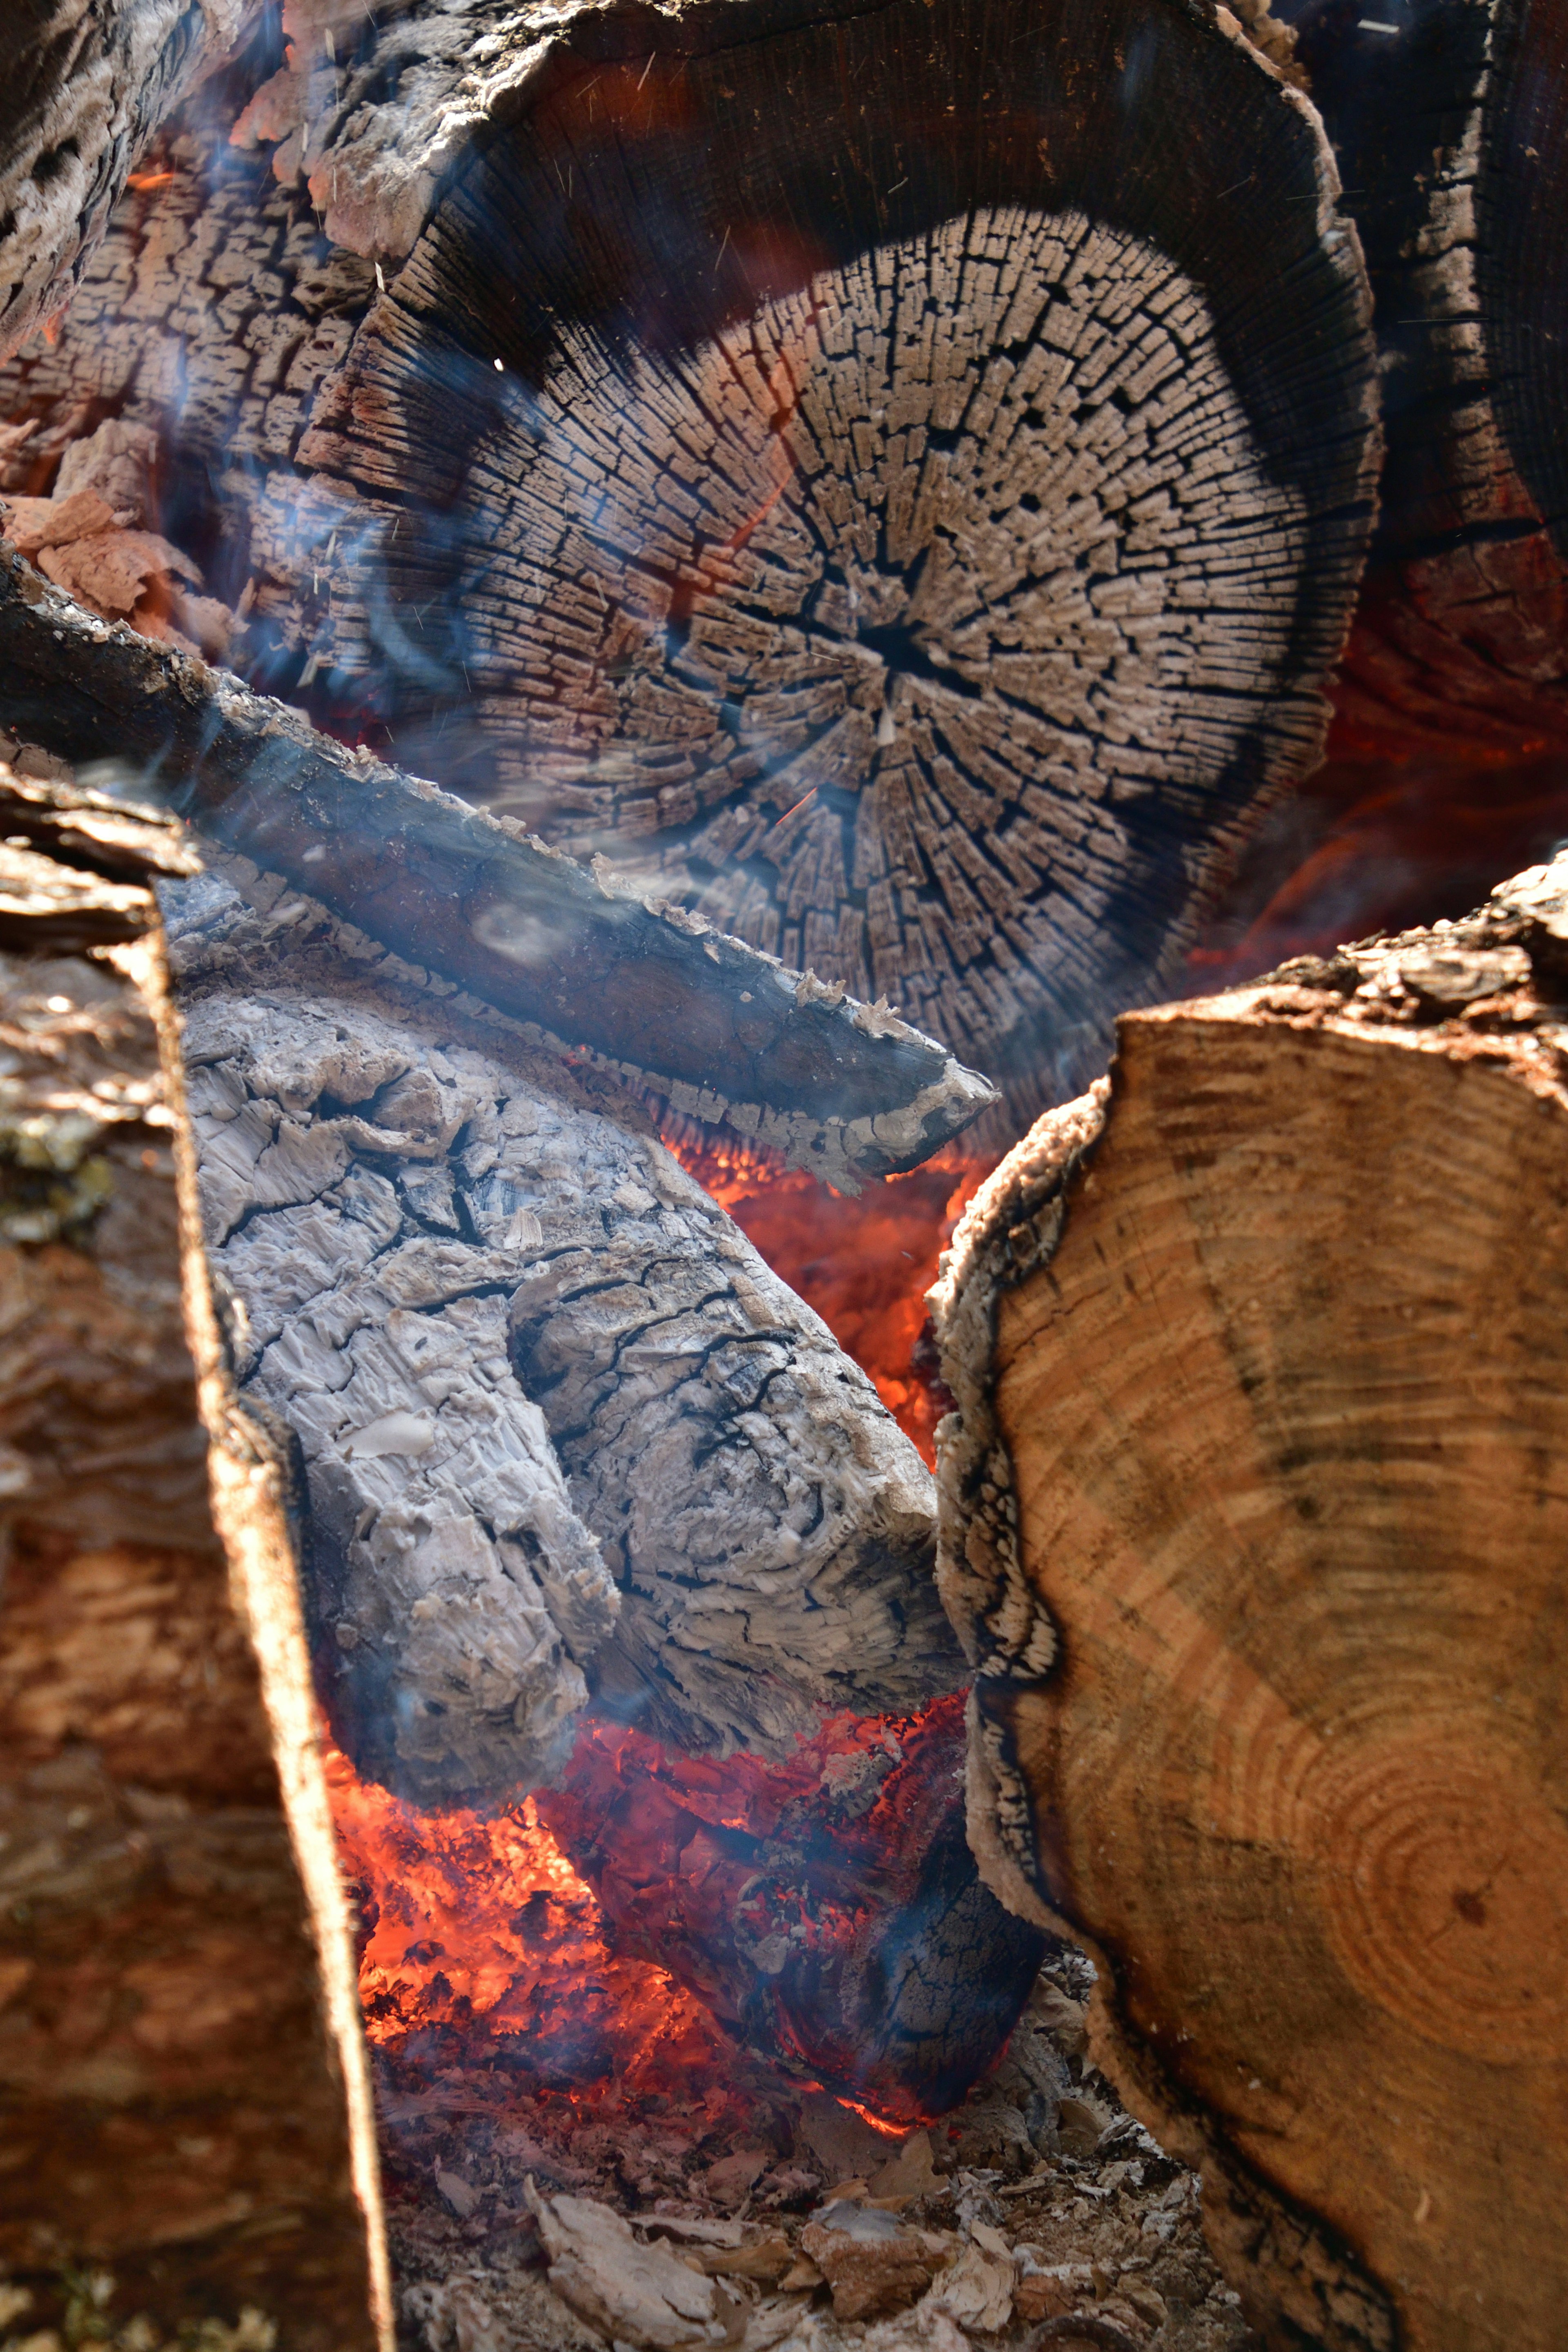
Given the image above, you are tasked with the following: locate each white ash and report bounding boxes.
[161,854,962,1797]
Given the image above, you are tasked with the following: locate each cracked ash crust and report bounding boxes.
[161,853,964,1807]
[925,1082,1109,1932]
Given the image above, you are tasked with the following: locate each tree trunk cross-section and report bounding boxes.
[930,863,1568,2350]
[274,0,1381,1138]
[163,852,964,1803]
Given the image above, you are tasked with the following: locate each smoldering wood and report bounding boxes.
[164,850,965,1802]
[0,0,265,363]
[0,550,997,1189]
[1294,0,1568,758]
[930,857,1568,2350]
[277,0,1380,1145]
[0,0,1378,1150]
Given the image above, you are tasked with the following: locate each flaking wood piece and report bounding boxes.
[930,857,1568,2350]
[164,850,965,1800]
[0,548,996,1190]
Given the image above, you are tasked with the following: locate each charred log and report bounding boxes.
[0,550,997,1188]
[1283,0,1568,759]
[0,0,1380,1147]
[163,848,966,1800]
[538,1696,1047,2129]
[930,857,1568,2349]
[284,0,1380,1141]
[0,1,268,363]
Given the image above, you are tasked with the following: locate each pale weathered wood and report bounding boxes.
[0,766,385,2347]
[164,849,966,1797]
[931,858,1568,2350]
[1285,0,1568,759]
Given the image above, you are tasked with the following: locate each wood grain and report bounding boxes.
[931,866,1568,2348]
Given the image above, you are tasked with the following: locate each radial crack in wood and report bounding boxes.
[245,0,1380,1141]
[929,862,1568,2349]
[164,853,964,1796]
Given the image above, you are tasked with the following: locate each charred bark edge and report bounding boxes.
[0,548,996,1189]
[128,926,396,2352]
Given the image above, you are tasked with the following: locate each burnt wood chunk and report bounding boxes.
[163,851,964,1798]
[0,0,265,363]
[297,0,1379,1138]
[0,553,996,1189]
[930,858,1568,2350]
[1282,0,1568,756]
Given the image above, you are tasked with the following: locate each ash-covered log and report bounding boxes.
[930,855,1568,2349]
[163,849,967,1801]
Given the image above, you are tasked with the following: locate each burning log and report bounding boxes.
[0,0,266,362]
[0,551,996,1190]
[930,853,1568,2348]
[1292,0,1568,759]
[163,845,967,1799]
[0,0,1381,1143]
[537,1697,1047,2129]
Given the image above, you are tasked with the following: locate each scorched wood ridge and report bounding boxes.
[282,0,1381,1140]
[1284,0,1568,757]
[929,859,1568,2350]
[162,850,966,1800]
[0,551,997,1189]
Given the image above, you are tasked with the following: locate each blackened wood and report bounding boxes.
[0,551,997,1187]
[0,0,264,362]
[299,0,1379,1142]
[1283,0,1568,757]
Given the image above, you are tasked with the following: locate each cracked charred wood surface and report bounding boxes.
[0,770,383,2347]
[0,0,266,363]
[1284,0,1568,759]
[0,0,1379,1149]
[0,552,996,1189]
[292,0,1379,1145]
[930,858,1568,2351]
[163,851,964,1801]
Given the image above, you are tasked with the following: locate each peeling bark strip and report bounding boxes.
[163,852,963,1800]
[929,864,1568,2350]
[303,0,1379,1136]
[1296,0,1568,755]
[0,0,265,362]
[0,554,997,1189]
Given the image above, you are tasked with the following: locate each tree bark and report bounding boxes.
[1287,0,1568,760]
[0,763,388,2348]
[930,858,1568,2349]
